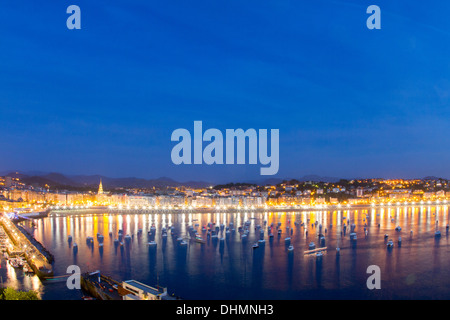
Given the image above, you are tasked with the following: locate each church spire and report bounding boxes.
[98,178,103,194]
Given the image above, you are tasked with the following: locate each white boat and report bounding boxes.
[9,258,20,268]
[148,241,157,246]
[288,245,294,251]
[285,237,291,242]
[252,243,259,249]
[387,239,394,248]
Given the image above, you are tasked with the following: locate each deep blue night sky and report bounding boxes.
[1,1,450,183]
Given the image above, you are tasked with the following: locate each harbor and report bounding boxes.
[0,204,447,300]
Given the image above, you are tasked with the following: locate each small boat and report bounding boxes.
[309,242,316,250]
[288,245,294,252]
[395,226,402,231]
[435,230,441,238]
[252,243,259,249]
[387,239,394,248]
[23,264,33,274]
[258,239,266,244]
[148,241,157,246]
[194,235,206,244]
[180,240,187,246]
[9,258,20,268]
[285,237,291,242]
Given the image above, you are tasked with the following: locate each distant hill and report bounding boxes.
[423,176,444,180]
[3,171,213,190]
[297,175,341,183]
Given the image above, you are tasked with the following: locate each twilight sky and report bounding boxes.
[1,1,450,183]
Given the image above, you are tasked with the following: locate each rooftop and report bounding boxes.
[123,280,165,296]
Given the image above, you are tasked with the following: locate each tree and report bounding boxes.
[1,287,40,300]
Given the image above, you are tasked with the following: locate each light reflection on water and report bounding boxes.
[5,205,450,299]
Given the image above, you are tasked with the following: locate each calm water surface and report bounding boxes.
[3,206,450,300]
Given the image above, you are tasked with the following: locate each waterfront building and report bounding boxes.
[121,280,167,300]
[127,195,157,207]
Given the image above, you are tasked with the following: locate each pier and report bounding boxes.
[0,214,53,279]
